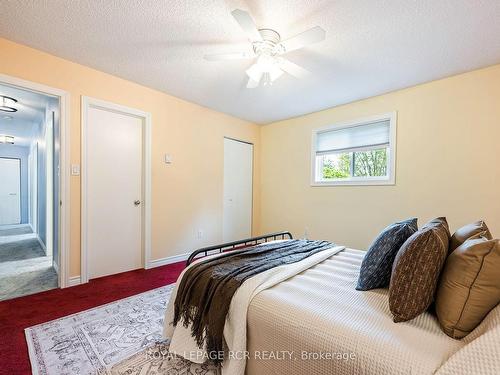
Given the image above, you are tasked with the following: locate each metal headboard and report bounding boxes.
[185,231,293,266]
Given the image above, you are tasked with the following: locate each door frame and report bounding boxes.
[0,73,71,288]
[222,136,254,241]
[81,96,152,284]
[0,157,21,225]
[28,143,38,233]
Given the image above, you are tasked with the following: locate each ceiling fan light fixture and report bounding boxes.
[0,95,18,112]
[255,54,277,71]
[206,9,326,89]
[245,63,263,83]
[246,55,284,87]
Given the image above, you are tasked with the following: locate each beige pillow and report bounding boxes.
[450,220,492,251]
[435,235,500,339]
[389,217,450,323]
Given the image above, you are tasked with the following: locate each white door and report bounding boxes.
[223,138,253,242]
[0,158,21,225]
[87,106,143,279]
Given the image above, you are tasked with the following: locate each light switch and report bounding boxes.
[71,164,80,176]
[164,154,173,164]
[197,229,203,239]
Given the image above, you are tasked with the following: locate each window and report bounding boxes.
[312,113,396,185]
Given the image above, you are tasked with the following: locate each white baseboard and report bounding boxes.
[68,276,81,287]
[147,253,190,269]
[0,223,29,229]
[36,235,47,255]
[66,254,187,288]
[68,254,188,286]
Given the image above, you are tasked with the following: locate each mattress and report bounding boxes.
[246,248,465,375]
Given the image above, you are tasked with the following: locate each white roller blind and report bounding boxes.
[316,120,390,154]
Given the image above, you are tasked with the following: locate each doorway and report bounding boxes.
[81,97,151,282]
[223,137,253,242]
[0,82,63,300]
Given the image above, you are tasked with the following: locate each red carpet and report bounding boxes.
[0,262,185,375]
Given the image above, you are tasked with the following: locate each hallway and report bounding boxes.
[0,224,57,301]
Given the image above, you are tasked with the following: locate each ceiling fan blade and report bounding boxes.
[279,58,311,79]
[278,26,326,54]
[246,77,260,89]
[231,9,263,42]
[204,52,254,61]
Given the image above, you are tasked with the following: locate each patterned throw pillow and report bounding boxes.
[389,217,450,323]
[356,218,418,291]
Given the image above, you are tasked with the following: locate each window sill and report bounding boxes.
[311,178,395,186]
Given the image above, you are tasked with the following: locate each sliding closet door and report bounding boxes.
[223,137,253,242]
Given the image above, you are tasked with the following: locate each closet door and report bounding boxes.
[223,138,253,242]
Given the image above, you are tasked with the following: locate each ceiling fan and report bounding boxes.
[204,9,326,88]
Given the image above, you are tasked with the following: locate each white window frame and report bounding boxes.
[311,112,397,186]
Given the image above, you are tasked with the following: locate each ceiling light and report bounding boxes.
[245,54,284,86]
[0,95,18,112]
[204,10,323,89]
[0,135,14,144]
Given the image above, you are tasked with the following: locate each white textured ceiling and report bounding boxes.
[1,0,499,124]
[0,84,49,146]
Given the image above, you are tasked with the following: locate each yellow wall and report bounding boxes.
[3,36,499,274]
[260,64,500,249]
[0,38,261,277]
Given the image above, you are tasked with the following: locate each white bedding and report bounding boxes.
[163,242,345,375]
[164,243,500,375]
[246,248,465,374]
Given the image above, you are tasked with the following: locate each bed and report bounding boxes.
[164,234,500,375]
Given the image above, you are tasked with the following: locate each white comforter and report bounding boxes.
[163,243,345,375]
[245,248,466,374]
[164,244,500,375]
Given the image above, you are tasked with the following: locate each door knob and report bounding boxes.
[134,200,141,206]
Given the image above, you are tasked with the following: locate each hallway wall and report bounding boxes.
[35,119,47,249]
[0,144,29,224]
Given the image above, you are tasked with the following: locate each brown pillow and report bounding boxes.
[450,220,492,251]
[436,235,500,338]
[389,217,450,322]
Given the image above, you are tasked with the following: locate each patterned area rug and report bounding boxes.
[25,285,218,375]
